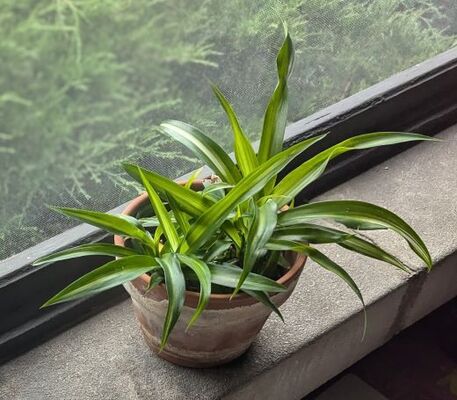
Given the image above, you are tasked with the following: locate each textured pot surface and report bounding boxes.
[115,192,306,368]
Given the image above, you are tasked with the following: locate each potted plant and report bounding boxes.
[34,27,434,368]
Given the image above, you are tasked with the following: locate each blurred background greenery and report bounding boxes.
[0,0,455,260]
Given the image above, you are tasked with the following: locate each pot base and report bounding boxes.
[139,324,251,368]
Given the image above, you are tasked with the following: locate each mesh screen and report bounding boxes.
[1,0,455,260]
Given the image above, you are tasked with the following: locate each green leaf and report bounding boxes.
[272,151,333,207]
[204,240,232,261]
[160,120,242,184]
[243,289,284,322]
[123,163,214,217]
[271,223,409,272]
[274,132,437,203]
[221,221,243,250]
[272,224,352,244]
[33,243,139,265]
[265,240,363,304]
[50,206,153,247]
[208,262,286,293]
[167,194,190,234]
[147,271,164,291]
[139,216,161,228]
[211,84,258,176]
[117,214,146,228]
[332,131,437,150]
[138,168,180,251]
[153,225,164,253]
[257,194,293,207]
[258,27,294,165]
[235,199,278,296]
[266,239,366,338]
[42,255,159,307]
[336,220,387,230]
[177,254,211,330]
[339,236,411,273]
[182,135,326,253]
[278,200,432,270]
[185,167,203,189]
[157,253,185,349]
[201,182,233,198]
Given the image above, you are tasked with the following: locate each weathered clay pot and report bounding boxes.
[114,190,306,368]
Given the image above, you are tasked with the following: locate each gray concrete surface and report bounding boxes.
[1,127,456,400]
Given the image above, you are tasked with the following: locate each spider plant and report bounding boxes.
[34,26,435,348]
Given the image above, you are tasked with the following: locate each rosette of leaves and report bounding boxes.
[34,26,435,348]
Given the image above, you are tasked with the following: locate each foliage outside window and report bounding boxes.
[0,0,455,260]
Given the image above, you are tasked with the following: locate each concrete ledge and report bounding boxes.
[1,127,456,400]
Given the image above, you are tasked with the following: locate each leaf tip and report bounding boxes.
[184,320,195,333]
[40,299,53,309]
[276,310,285,323]
[32,258,44,266]
[159,119,176,129]
[360,303,368,340]
[122,162,137,173]
[159,334,169,353]
[208,80,218,92]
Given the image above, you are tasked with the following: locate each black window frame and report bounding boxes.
[1,47,457,364]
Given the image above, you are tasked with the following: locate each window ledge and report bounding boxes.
[1,127,456,400]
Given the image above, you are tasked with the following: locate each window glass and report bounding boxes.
[1,0,455,260]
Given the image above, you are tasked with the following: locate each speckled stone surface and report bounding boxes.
[1,127,456,400]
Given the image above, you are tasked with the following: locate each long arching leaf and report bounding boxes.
[339,235,410,273]
[336,220,387,230]
[42,255,159,307]
[271,224,409,272]
[33,243,139,265]
[157,253,185,350]
[266,239,366,338]
[258,27,294,164]
[273,132,438,203]
[258,27,294,194]
[272,224,351,243]
[243,289,284,322]
[265,240,364,307]
[278,200,432,270]
[212,84,258,176]
[177,254,211,330]
[272,149,334,207]
[123,163,214,216]
[50,206,153,247]
[138,168,180,251]
[208,262,286,293]
[160,120,242,184]
[167,194,190,234]
[234,199,278,296]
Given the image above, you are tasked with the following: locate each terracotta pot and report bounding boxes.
[114,188,306,368]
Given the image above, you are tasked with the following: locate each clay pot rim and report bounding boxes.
[114,186,305,302]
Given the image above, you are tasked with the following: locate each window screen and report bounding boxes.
[1,0,455,261]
